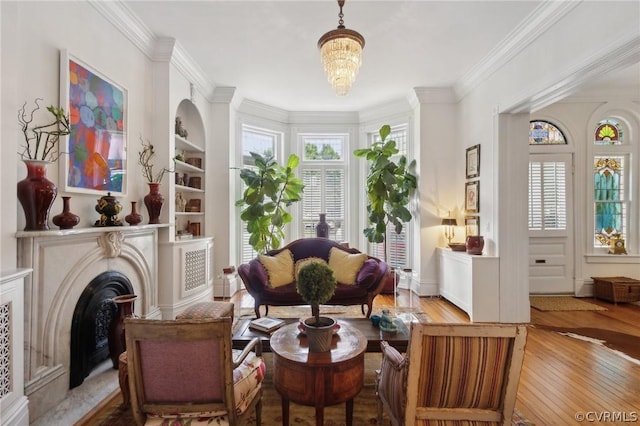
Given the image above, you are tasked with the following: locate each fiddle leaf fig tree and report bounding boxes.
[354,124,418,248]
[236,152,304,254]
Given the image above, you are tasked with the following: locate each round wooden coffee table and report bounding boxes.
[270,322,367,426]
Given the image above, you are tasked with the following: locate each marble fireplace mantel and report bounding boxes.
[16,224,167,421]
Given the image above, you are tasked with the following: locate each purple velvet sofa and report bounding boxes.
[238,238,389,318]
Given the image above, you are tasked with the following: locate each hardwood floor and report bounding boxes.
[229,290,640,425]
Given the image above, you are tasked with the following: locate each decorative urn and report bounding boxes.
[95,192,123,226]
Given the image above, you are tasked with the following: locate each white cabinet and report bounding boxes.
[158,238,214,319]
[437,248,499,322]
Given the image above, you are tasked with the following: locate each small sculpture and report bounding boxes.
[175,192,186,212]
[379,309,398,333]
[175,116,188,139]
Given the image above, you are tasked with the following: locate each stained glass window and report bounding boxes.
[529,120,567,145]
[593,156,626,247]
[594,119,623,145]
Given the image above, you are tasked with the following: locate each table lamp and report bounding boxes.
[441,217,458,244]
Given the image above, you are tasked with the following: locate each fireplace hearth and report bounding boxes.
[70,271,133,388]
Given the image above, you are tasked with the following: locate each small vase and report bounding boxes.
[144,182,164,224]
[316,213,329,238]
[466,235,485,255]
[125,201,143,226]
[52,196,80,229]
[17,159,57,231]
[108,294,137,369]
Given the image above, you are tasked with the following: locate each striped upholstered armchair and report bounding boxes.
[376,323,527,425]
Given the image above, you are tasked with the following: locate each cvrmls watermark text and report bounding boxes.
[575,411,638,422]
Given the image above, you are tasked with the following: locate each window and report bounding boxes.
[593,156,627,247]
[592,119,629,249]
[239,125,280,263]
[528,159,567,231]
[299,134,347,242]
[529,120,567,145]
[366,125,410,269]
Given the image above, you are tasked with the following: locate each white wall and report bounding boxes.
[1,1,154,273]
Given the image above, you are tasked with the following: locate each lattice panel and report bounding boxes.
[0,302,11,398]
[184,248,207,292]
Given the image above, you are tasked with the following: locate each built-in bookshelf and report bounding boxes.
[174,134,205,239]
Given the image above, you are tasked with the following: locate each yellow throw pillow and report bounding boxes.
[294,257,327,280]
[328,247,367,285]
[258,249,294,288]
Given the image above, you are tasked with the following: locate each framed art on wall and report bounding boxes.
[59,50,127,195]
[466,144,480,179]
[465,180,480,213]
[465,216,480,236]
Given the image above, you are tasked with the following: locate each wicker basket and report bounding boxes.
[592,276,640,304]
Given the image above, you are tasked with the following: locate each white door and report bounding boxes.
[528,153,574,294]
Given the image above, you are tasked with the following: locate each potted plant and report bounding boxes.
[17,98,71,231]
[296,261,338,352]
[236,152,304,254]
[354,124,418,290]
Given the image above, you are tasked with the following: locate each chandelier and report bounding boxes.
[317,0,365,96]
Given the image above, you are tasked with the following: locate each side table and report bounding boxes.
[270,322,367,426]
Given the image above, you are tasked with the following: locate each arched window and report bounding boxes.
[529,120,567,145]
[592,117,628,248]
[594,119,623,145]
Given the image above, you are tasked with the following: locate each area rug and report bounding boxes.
[76,352,533,426]
[534,325,640,364]
[529,296,607,311]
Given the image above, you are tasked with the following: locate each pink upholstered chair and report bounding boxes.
[124,317,265,426]
[376,323,527,425]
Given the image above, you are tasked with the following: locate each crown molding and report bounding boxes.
[88,0,155,57]
[89,0,217,102]
[412,87,457,105]
[454,0,580,102]
[212,87,237,104]
[237,99,290,124]
[503,30,640,113]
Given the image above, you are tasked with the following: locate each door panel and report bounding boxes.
[528,153,574,294]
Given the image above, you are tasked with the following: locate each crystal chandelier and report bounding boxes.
[317,0,365,96]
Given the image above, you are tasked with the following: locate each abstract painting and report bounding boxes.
[60,50,127,195]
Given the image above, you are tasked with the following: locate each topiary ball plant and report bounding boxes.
[296,261,337,324]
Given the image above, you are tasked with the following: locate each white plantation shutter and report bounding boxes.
[239,125,279,264]
[302,168,345,241]
[528,160,567,231]
[366,125,410,268]
[368,229,407,268]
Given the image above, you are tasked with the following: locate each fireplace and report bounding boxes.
[69,271,133,388]
[17,227,162,421]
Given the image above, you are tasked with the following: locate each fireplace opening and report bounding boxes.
[69,270,133,389]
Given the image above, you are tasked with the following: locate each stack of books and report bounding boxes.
[249,317,285,333]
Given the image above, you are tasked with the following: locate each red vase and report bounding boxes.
[143,183,164,224]
[52,196,80,229]
[108,294,137,369]
[125,201,143,226]
[466,235,485,255]
[17,160,57,231]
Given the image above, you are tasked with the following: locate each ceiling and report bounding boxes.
[123,0,639,112]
